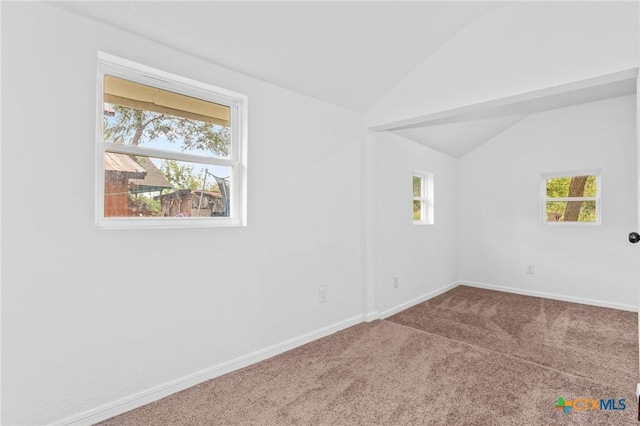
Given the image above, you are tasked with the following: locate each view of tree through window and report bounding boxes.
[545,174,598,223]
[102,75,232,218]
[413,172,433,224]
[413,176,423,221]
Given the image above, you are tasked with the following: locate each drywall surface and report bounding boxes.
[366,1,639,128]
[1,3,367,424]
[373,132,459,315]
[459,95,638,309]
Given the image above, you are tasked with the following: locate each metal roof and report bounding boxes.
[105,152,147,179]
[129,156,172,193]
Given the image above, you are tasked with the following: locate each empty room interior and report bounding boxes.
[3,1,640,425]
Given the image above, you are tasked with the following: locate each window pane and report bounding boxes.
[413,176,422,197]
[546,175,595,198]
[583,175,597,197]
[545,201,596,222]
[105,152,231,218]
[413,200,422,221]
[103,75,231,159]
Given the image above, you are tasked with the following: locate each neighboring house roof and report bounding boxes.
[158,189,222,200]
[105,152,173,193]
[105,152,146,179]
[193,190,223,197]
[129,156,172,194]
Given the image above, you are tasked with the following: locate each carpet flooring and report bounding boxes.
[97,286,638,425]
[388,286,638,392]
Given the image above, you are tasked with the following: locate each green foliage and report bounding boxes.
[578,200,596,222]
[413,200,422,221]
[583,176,596,197]
[104,105,230,156]
[161,160,200,191]
[127,193,162,216]
[413,176,423,220]
[141,195,161,213]
[413,176,421,197]
[160,160,218,192]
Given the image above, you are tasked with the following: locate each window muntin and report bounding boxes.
[413,173,434,224]
[96,53,247,228]
[543,171,600,224]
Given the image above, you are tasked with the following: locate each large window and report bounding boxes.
[96,53,247,228]
[542,170,600,224]
[413,172,434,224]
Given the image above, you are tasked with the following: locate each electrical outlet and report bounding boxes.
[393,276,399,288]
[526,264,535,274]
[319,285,328,303]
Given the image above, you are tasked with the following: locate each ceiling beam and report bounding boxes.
[371,68,638,132]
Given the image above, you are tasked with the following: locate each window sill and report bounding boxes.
[97,217,246,229]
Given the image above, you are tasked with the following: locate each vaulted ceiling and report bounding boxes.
[52,1,638,158]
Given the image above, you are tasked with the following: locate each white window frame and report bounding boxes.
[95,52,248,228]
[413,172,434,225]
[541,170,601,226]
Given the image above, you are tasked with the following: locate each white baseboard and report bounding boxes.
[365,311,380,322]
[461,280,638,312]
[377,281,460,319]
[55,314,365,426]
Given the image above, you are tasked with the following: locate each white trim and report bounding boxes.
[365,311,380,322]
[103,144,238,168]
[637,70,640,231]
[53,314,365,426]
[377,281,460,319]
[96,216,244,230]
[97,52,246,106]
[460,280,637,312]
[363,133,378,322]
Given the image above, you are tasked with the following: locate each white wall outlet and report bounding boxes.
[526,264,535,274]
[319,285,328,303]
[393,275,399,288]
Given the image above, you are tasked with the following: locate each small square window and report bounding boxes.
[413,172,434,225]
[542,171,600,224]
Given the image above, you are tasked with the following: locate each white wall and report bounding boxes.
[459,95,638,310]
[1,3,368,424]
[2,2,637,425]
[372,133,459,316]
[366,1,639,128]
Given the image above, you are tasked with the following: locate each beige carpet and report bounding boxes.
[388,286,639,392]
[97,286,638,425]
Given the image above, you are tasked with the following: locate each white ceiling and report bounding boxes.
[52,1,637,158]
[52,1,506,113]
[392,115,527,159]
[387,71,638,157]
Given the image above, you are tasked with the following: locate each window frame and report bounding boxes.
[541,169,601,226]
[95,52,248,228]
[413,172,434,225]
